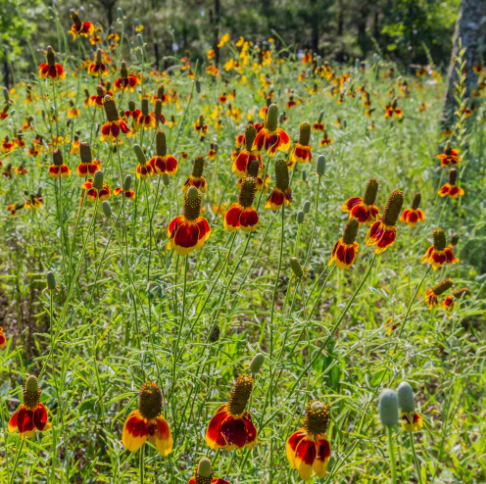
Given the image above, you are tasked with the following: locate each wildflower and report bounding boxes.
[67,100,80,119]
[437,143,461,167]
[206,374,257,450]
[114,174,136,200]
[232,124,262,178]
[329,218,360,269]
[421,228,459,270]
[148,131,178,176]
[135,98,156,131]
[286,401,331,481]
[342,178,380,225]
[89,85,108,108]
[188,458,230,484]
[397,382,423,432]
[8,375,51,439]
[440,287,470,311]
[122,381,173,456]
[425,278,453,309]
[400,193,425,226]
[70,136,81,155]
[384,99,402,119]
[82,171,111,201]
[100,96,130,142]
[0,327,6,349]
[253,104,291,156]
[88,49,109,77]
[224,175,259,232]
[134,144,153,179]
[167,187,210,255]
[48,150,71,178]
[1,136,14,153]
[39,46,65,81]
[114,61,139,91]
[319,130,332,146]
[265,159,292,211]
[152,85,170,105]
[68,10,94,39]
[24,192,43,210]
[76,143,101,177]
[208,143,218,160]
[153,99,165,126]
[182,156,207,193]
[438,169,464,199]
[194,115,208,140]
[379,388,398,427]
[289,122,312,168]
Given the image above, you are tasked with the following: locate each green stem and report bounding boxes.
[387,426,397,484]
[409,432,423,484]
[8,439,25,484]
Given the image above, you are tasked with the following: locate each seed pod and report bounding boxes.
[133,144,147,166]
[128,100,136,112]
[141,97,149,117]
[156,131,167,157]
[363,178,379,206]
[397,382,415,413]
[80,143,92,164]
[192,156,204,178]
[304,401,330,434]
[138,381,163,420]
[379,388,399,427]
[162,174,170,186]
[197,458,212,480]
[102,201,112,218]
[46,271,56,290]
[103,96,119,122]
[431,278,454,296]
[299,122,311,146]
[228,374,253,415]
[318,110,324,123]
[137,34,144,47]
[123,175,132,191]
[278,112,286,124]
[250,353,264,374]
[303,201,311,214]
[275,159,289,191]
[52,149,63,167]
[247,158,260,178]
[2,86,9,104]
[154,99,162,121]
[382,190,404,227]
[209,324,220,342]
[342,218,359,244]
[301,169,307,181]
[265,104,279,132]
[183,187,202,221]
[117,7,124,19]
[450,232,459,247]
[449,168,457,185]
[316,155,325,176]
[93,170,104,190]
[23,375,41,409]
[297,211,305,224]
[290,257,304,278]
[239,177,257,208]
[432,228,446,251]
[245,124,257,151]
[46,46,55,67]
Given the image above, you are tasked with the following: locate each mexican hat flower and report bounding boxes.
[286,401,331,481]
[397,382,423,433]
[289,122,312,168]
[114,61,140,92]
[134,144,154,180]
[100,95,130,142]
[194,115,208,140]
[167,187,211,255]
[366,189,404,254]
[0,327,6,349]
[438,168,464,199]
[39,46,65,81]
[134,98,156,131]
[48,149,71,177]
[82,170,111,201]
[224,174,259,232]
[384,99,403,119]
[182,156,207,193]
[421,228,459,270]
[329,218,359,269]
[68,9,95,39]
[76,142,101,177]
[122,381,173,456]
[253,104,291,157]
[232,125,262,178]
[114,175,136,200]
[437,143,461,167]
[188,458,230,484]
[87,49,109,77]
[265,159,292,211]
[400,193,425,226]
[440,287,470,311]
[341,178,380,225]
[206,374,257,450]
[8,375,51,439]
[148,131,178,176]
[425,278,453,309]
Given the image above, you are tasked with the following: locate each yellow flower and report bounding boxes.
[217,33,230,48]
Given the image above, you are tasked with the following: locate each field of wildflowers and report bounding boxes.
[1,9,486,484]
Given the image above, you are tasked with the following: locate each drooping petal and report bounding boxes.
[122,410,149,452]
[206,405,230,449]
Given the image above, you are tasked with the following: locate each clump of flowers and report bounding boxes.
[425,278,454,309]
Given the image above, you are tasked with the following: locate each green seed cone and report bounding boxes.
[265,104,279,132]
[46,272,56,290]
[93,170,104,190]
[379,388,398,427]
[397,382,415,413]
[250,353,264,374]
[432,228,446,251]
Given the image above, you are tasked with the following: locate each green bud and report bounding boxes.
[250,353,264,374]
[197,458,212,478]
[133,144,147,166]
[117,7,124,19]
[379,388,399,427]
[266,104,279,132]
[195,80,201,94]
[162,174,170,186]
[102,201,112,218]
[303,201,311,214]
[46,272,56,290]
[397,382,415,413]
[93,170,104,190]
[290,257,304,278]
[137,34,144,47]
[318,110,324,123]
[123,175,132,191]
[317,155,325,176]
[297,211,305,224]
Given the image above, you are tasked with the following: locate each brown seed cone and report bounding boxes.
[120,61,128,79]
[431,278,454,296]
[275,159,289,191]
[23,375,41,409]
[411,193,421,210]
[52,149,63,166]
[342,218,359,245]
[157,85,164,99]
[433,228,446,251]
[154,100,162,122]
[156,131,167,157]
[138,381,163,420]
[103,96,119,122]
[363,178,379,206]
[192,156,205,178]
[196,458,213,483]
[247,158,260,178]
[70,9,81,28]
[245,124,257,151]
[183,187,202,221]
[239,177,257,208]
[46,46,55,67]
[228,374,254,416]
[96,49,102,64]
[382,189,404,226]
[141,98,149,117]
[128,100,136,112]
[450,232,459,247]
[449,168,457,185]
[80,143,92,163]
[451,287,470,298]
[304,400,330,435]
[299,122,311,146]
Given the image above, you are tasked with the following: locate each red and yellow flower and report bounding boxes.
[329,218,359,269]
[366,189,404,253]
[188,458,230,484]
[289,122,312,168]
[182,156,207,193]
[167,187,210,255]
[148,131,178,176]
[400,193,425,226]
[76,143,101,177]
[100,96,130,142]
[265,159,292,211]
[232,125,262,178]
[68,10,95,39]
[82,175,111,201]
[8,375,51,439]
[48,150,71,177]
[122,382,173,456]
[401,412,423,432]
[206,374,257,450]
[0,327,6,349]
[341,178,380,225]
[384,99,402,119]
[39,46,65,81]
[253,104,291,157]
[287,401,331,481]
[224,176,259,232]
[87,49,109,77]
[134,98,156,131]
[437,144,461,167]
[421,228,459,270]
[425,278,453,309]
[438,168,464,199]
[114,61,139,91]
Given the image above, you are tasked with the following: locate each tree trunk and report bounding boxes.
[212,0,221,66]
[442,0,486,131]
[311,0,320,54]
[3,58,9,90]
[337,0,344,37]
[357,6,369,57]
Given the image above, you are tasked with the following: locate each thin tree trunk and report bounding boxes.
[337,0,344,37]
[311,0,320,54]
[212,0,221,66]
[3,58,9,90]
[442,0,486,131]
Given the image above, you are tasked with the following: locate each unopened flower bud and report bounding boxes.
[397,382,415,413]
[133,144,147,166]
[137,34,144,47]
[93,170,104,190]
[297,211,305,224]
[46,271,56,290]
[123,175,132,191]
[195,80,201,94]
[303,201,311,214]
[379,388,398,427]
[290,257,304,278]
[250,353,264,374]
[156,131,167,157]
[316,155,325,176]
[102,201,112,218]
[162,174,170,186]
[265,104,279,132]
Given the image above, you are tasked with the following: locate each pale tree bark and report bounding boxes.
[442,0,486,131]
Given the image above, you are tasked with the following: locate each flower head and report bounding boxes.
[425,278,453,309]
[39,46,65,81]
[101,96,130,142]
[187,458,231,484]
[232,124,262,178]
[148,131,178,176]
[0,327,6,349]
[329,218,359,269]
[224,175,259,232]
[88,49,109,77]
[48,149,71,177]
[341,178,380,224]
[76,142,101,177]
[437,143,461,167]
[265,159,292,211]
[122,381,173,456]
[421,229,459,270]
[183,156,207,193]
[114,61,140,91]
[400,193,425,226]
[438,169,464,199]
[82,170,111,201]
[286,401,331,481]
[8,375,51,439]
[289,122,312,168]
[253,104,291,156]
[68,10,94,39]
[397,382,423,433]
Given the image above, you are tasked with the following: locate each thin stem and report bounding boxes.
[409,432,423,484]
[8,439,25,484]
[387,426,397,484]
